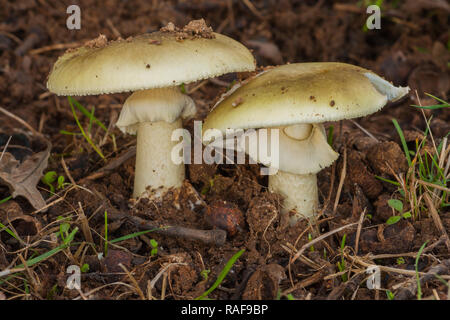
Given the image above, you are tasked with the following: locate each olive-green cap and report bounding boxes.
[203,62,409,134]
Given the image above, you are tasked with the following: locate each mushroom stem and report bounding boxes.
[134,119,184,198]
[269,170,318,225]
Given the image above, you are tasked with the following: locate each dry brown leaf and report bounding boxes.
[0,136,51,211]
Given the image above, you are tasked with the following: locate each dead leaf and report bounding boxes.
[0,135,51,211]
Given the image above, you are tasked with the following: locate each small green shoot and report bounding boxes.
[327,125,334,146]
[386,290,395,300]
[195,249,245,300]
[150,239,158,257]
[41,171,58,194]
[396,257,405,265]
[180,83,186,94]
[200,269,210,281]
[56,216,71,243]
[286,293,296,300]
[385,199,412,225]
[42,172,70,194]
[80,263,89,273]
[308,233,315,252]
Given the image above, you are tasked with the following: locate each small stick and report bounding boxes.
[110,212,227,246]
[349,119,379,142]
[80,146,136,182]
[424,193,450,251]
[333,146,347,214]
[29,41,84,55]
[290,222,358,264]
[354,208,366,254]
[0,106,39,136]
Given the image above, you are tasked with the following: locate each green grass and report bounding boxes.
[0,195,12,204]
[68,96,108,132]
[376,109,449,220]
[327,125,334,146]
[415,241,428,300]
[0,222,19,241]
[68,96,105,159]
[109,228,160,244]
[337,234,348,282]
[412,94,449,110]
[195,249,245,300]
[0,227,78,284]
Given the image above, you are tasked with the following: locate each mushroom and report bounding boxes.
[47,20,255,198]
[202,62,409,225]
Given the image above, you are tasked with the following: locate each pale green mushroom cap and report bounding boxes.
[202,62,410,134]
[47,32,256,96]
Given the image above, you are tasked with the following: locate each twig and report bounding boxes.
[0,106,39,136]
[417,180,450,193]
[354,208,366,254]
[118,263,146,300]
[290,222,358,264]
[106,18,121,38]
[104,208,227,246]
[29,41,84,55]
[347,254,450,280]
[242,0,264,20]
[333,146,347,214]
[394,259,450,300]
[0,135,12,162]
[424,193,450,251]
[80,146,136,182]
[282,270,324,295]
[349,119,379,142]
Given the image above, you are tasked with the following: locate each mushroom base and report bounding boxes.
[268,170,318,225]
[133,119,184,198]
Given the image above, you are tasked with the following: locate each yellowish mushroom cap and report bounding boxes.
[203,62,409,134]
[47,32,256,96]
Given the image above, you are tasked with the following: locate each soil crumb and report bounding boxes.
[160,19,215,41]
[84,34,108,49]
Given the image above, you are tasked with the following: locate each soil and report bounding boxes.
[0,0,449,300]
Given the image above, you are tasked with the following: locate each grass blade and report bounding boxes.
[69,96,107,131]
[392,118,412,166]
[415,241,428,300]
[195,249,245,300]
[68,96,105,159]
[110,228,160,244]
[0,227,78,280]
[0,222,19,241]
[0,195,12,204]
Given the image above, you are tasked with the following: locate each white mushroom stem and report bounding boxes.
[267,123,338,225]
[134,119,184,198]
[116,87,196,198]
[269,170,318,224]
